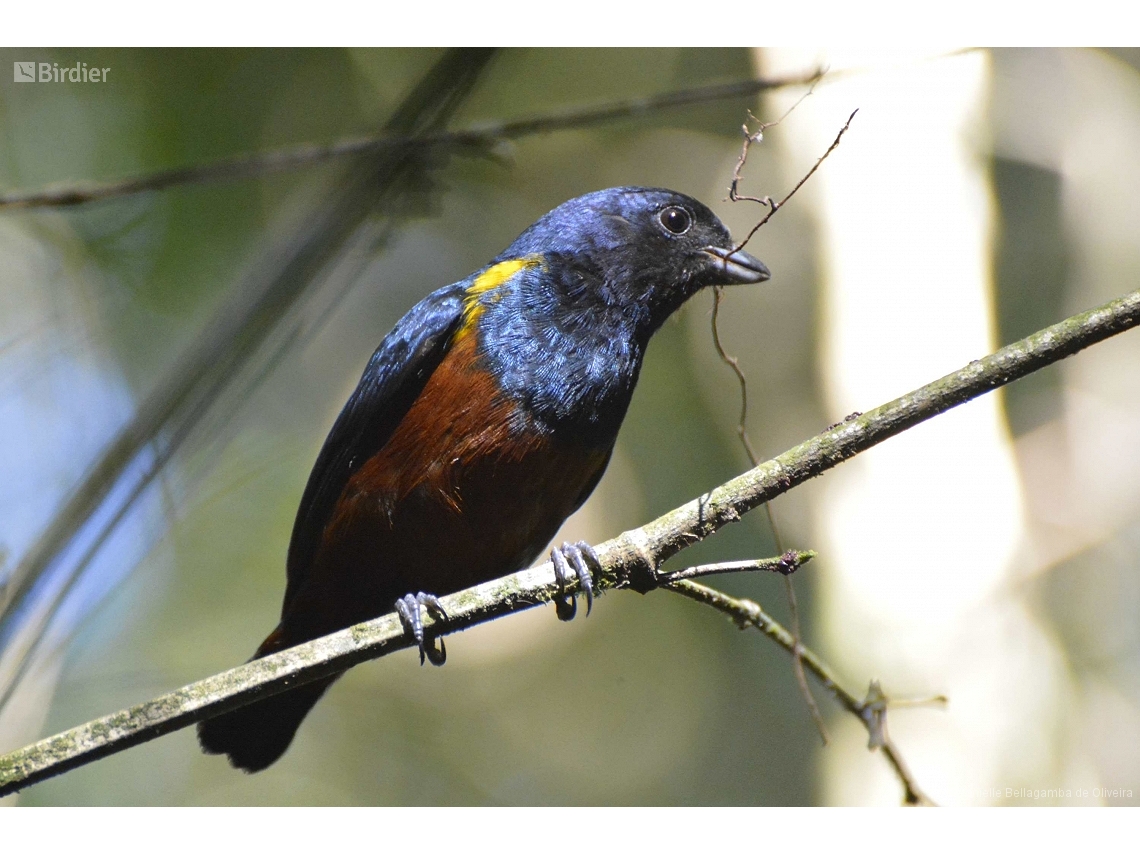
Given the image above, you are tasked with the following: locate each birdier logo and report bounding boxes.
[13,61,109,83]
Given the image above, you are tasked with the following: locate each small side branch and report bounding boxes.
[654,552,809,585]
[667,580,934,805]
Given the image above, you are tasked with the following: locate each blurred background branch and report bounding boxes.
[0,70,822,211]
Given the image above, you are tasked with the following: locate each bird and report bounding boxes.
[197,186,770,772]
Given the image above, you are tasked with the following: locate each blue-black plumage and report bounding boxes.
[198,187,769,772]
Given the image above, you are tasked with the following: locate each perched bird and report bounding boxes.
[197,186,770,772]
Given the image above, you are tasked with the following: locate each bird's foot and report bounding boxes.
[551,541,601,621]
[395,592,448,666]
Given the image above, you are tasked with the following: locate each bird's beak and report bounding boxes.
[703,246,771,285]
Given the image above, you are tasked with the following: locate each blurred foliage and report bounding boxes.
[0,47,823,805]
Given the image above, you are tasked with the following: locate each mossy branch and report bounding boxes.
[1,285,1138,799]
[0,551,812,796]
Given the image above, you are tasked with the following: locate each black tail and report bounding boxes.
[197,626,339,773]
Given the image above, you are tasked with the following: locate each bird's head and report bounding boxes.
[500,186,770,333]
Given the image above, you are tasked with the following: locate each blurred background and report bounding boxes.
[0,47,1137,806]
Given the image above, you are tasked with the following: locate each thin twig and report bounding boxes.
[653,551,812,586]
[727,79,819,207]
[717,105,861,744]
[0,70,824,211]
[779,557,827,739]
[2,285,1138,799]
[710,287,759,462]
[733,109,859,253]
[711,286,829,742]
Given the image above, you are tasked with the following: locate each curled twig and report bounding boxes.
[733,108,859,253]
[727,77,820,208]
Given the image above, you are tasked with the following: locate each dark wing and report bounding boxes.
[283,282,467,610]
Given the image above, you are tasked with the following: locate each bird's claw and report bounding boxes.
[395,592,448,666]
[551,541,600,621]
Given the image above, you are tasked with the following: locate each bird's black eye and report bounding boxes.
[659,206,692,235]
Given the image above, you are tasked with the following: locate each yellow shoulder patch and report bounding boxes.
[457,256,540,339]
